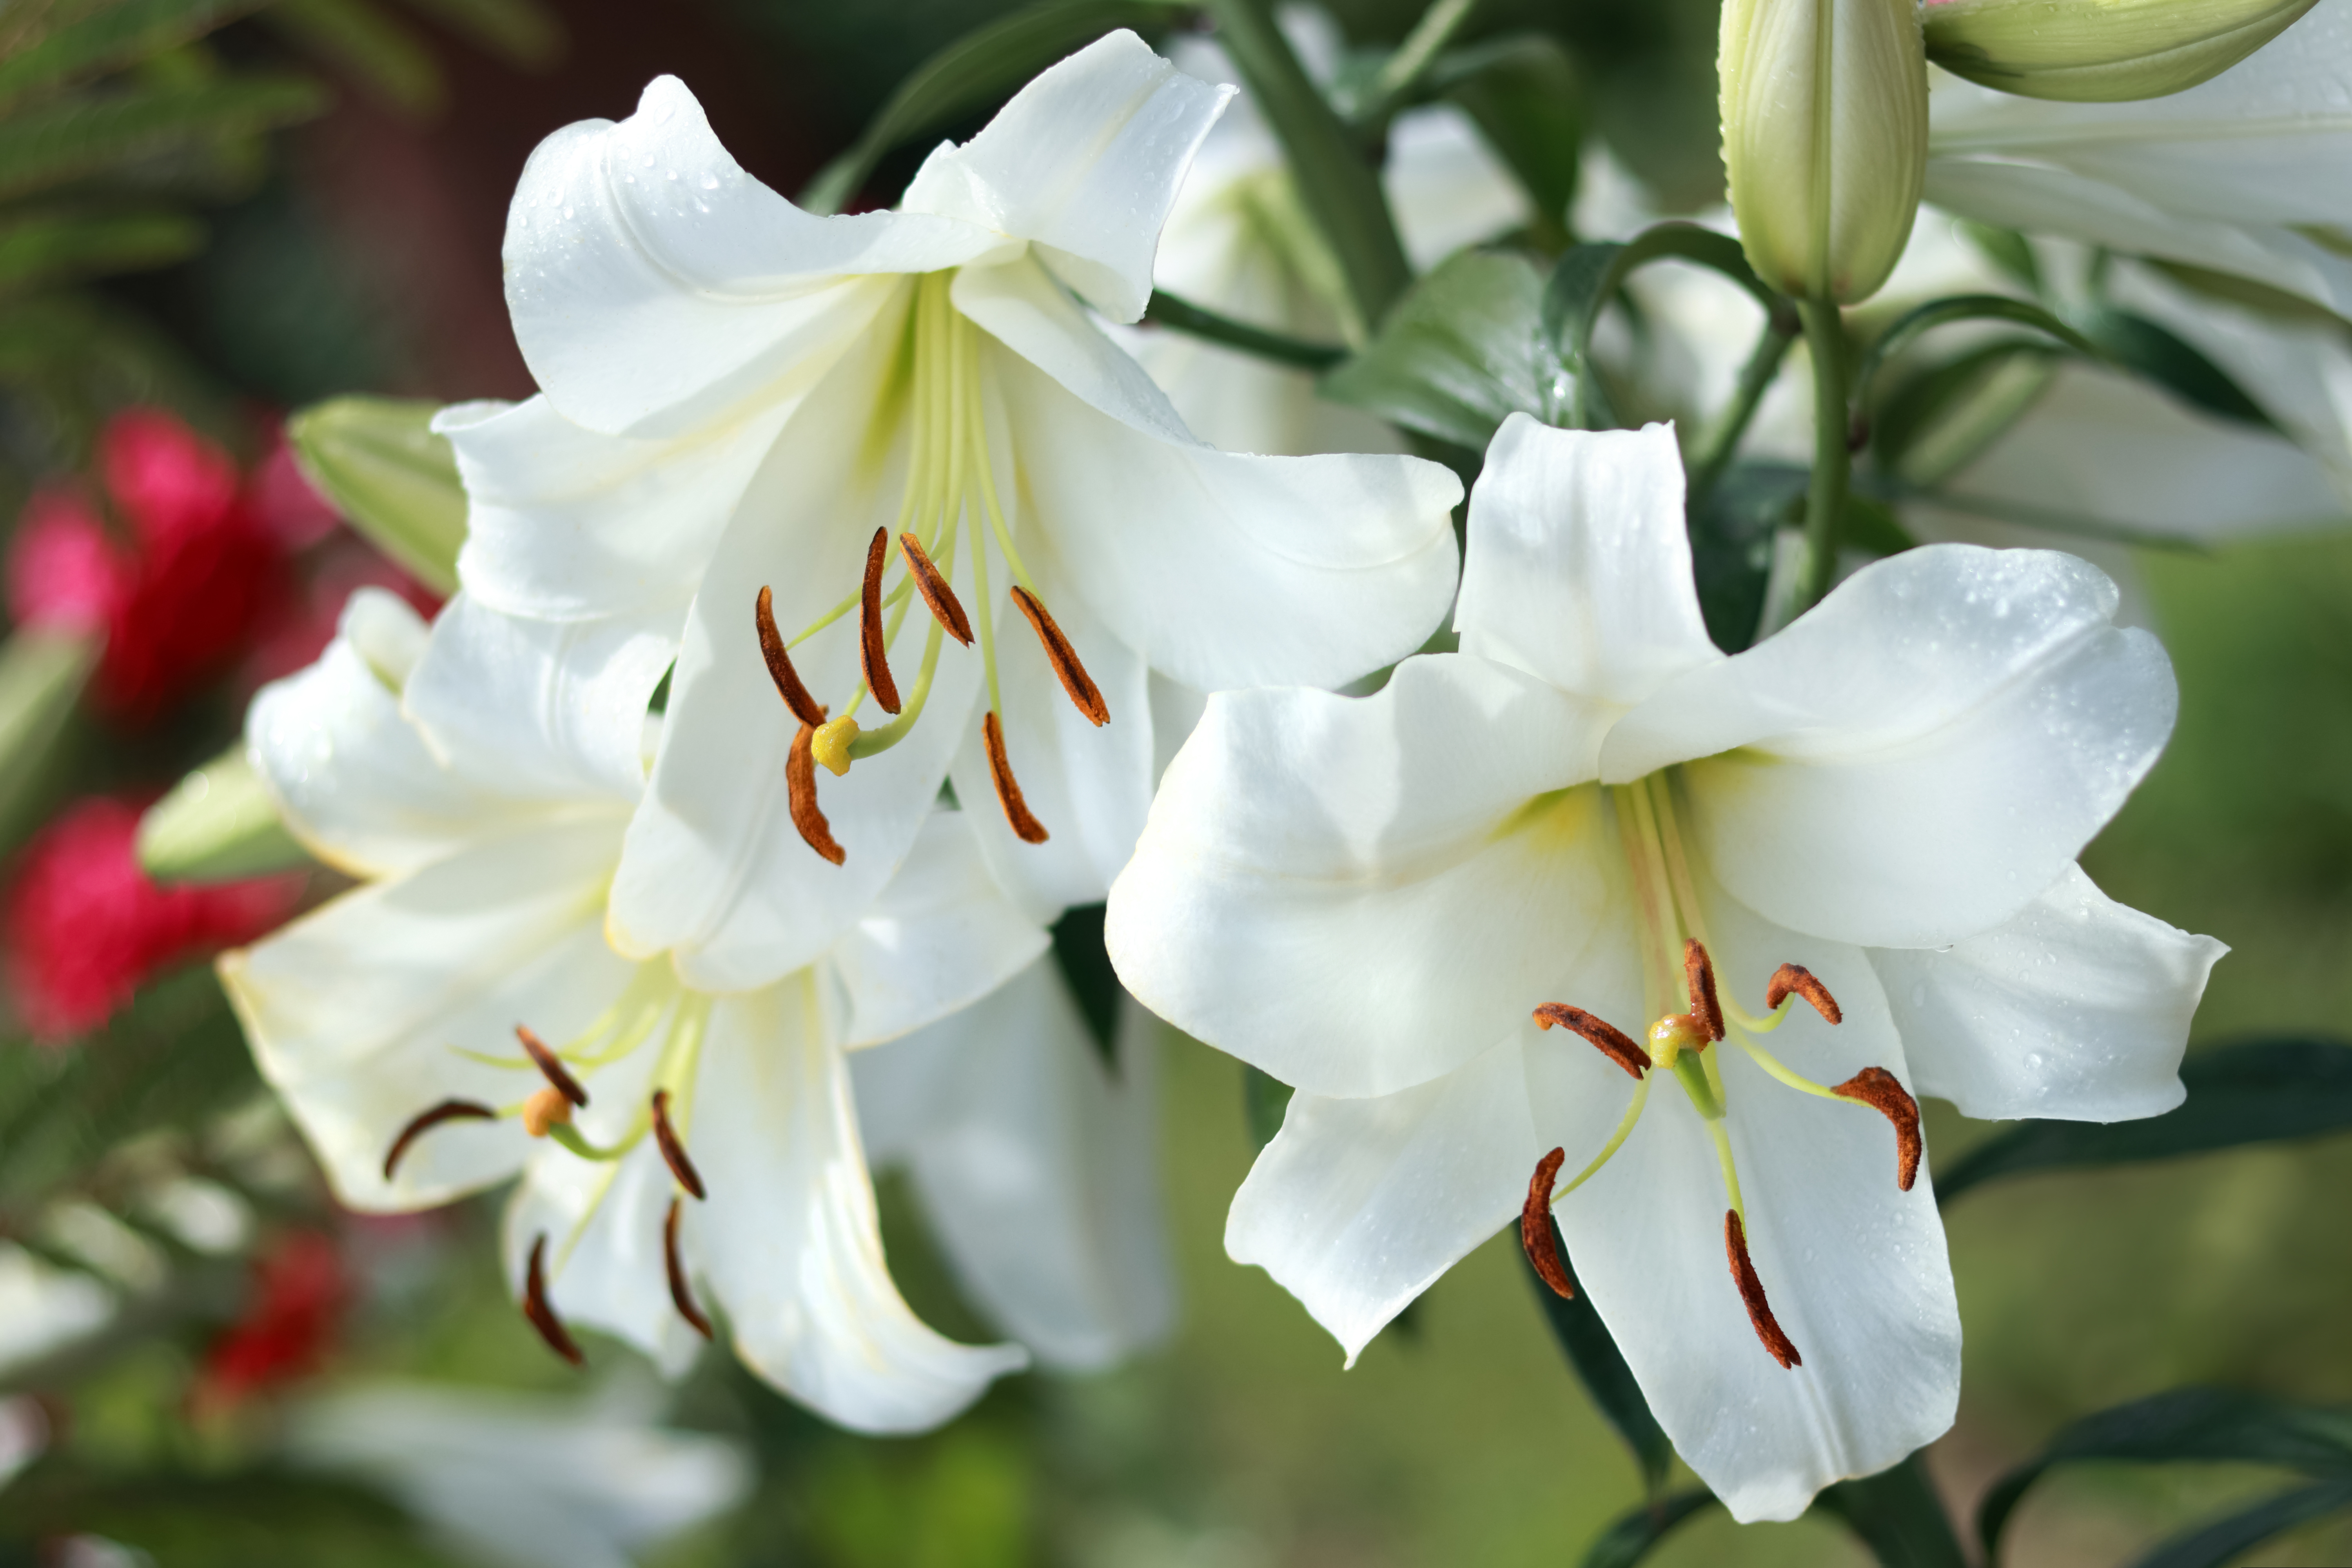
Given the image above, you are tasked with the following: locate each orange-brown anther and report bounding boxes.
[1833,1066,1922,1191]
[1533,1004,1653,1080]
[1683,940,1724,1041]
[1766,963,1843,1024]
[524,1234,585,1367]
[664,1197,715,1341]
[983,710,1050,844]
[788,719,847,865]
[650,1089,706,1201]
[858,527,901,715]
[382,1098,495,1181]
[1724,1210,1800,1369]
[755,585,824,729]
[1521,1147,1575,1299]
[515,1025,588,1108]
[1010,586,1108,727]
[898,532,973,646]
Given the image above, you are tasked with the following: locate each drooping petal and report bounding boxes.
[503,76,1000,439]
[1107,655,1623,1099]
[217,818,633,1212]
[1870,863,2224,1122]
[1457,416,1723,705]
[902,30,1232,325]
[852,964,1176,1371]
[953,257,1463,693]
[687,981,1029,1434]
[1605,545,2177,949]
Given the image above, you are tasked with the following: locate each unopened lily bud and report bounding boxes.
[1924,0,2317,102]
[1720,0,1929,303]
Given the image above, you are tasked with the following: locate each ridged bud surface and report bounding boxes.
[1924,0,2319,102]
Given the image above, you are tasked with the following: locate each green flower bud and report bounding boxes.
[1720,0,1930,303]
[1924,0,2318,102]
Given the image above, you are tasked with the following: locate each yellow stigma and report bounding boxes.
[521,1085,573,1138]
[1648,1013,1709,1072]
[812,716,860,776]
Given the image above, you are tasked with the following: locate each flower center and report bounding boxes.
[1516,770,1922,1369]
[750,270,1109,864]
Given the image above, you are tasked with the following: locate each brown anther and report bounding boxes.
[650,1088,706,1201]
[664,1197,715,1341]
[1724,1210,1801,1369]
[521,1085,573,1138]
[858,526,901,715]
[382,1098,496,1181]
[788,718,846,865]
[982,710,1049,843]
[898,532,973,646]
[1832,1066,1922,1191]
[1010,586,1108,727]
[515,1025,588,1108]
[523,1234,584,1367]
[754,585,824,729]
[1766,963,1842,1025]
[1683,940,1724,1042]
[1520,1147,1575,1300]
[1533,1004,1653,1080]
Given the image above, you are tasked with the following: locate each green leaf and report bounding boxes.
[1935,1039,2352,1204]
[0,205,205,292]
[1523,1216,1674,1497]
[1686,460,1804,653]
[1543,223,1781,430]
[262,0,445,118]
[0,628,98,842]
[1851,294,2098,419]
[0,76,330,203]
[1955,221,2040,296]
[1320,248,1553,450]
[136,746,312,884]
[285,395,465,594]
[798,0,1179,216]
[1839,492,1919,560]
[1048,903,1121,1072]
[1241,1065,1292,1151]
[0,0,272,110]
[1144,289,1347,371]
[393,0,564,71]
[1867,339,2061,487]
[1816,1452,1967,1568]
[1434,34,1583,240]
[2065,304,2278,430]
[2131,1477,2352,1568]
[1580,1489,1717,1568]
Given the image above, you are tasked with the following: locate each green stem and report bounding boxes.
[1686,309,1799,510]
[1797,297,1851,610]
[1143,289,1348,370]
[1355,0,1487,122]
[1203,0,1414,337]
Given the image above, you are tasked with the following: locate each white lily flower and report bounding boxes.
[1106,415,2222,1520]
[219,588,1045,1433]
[443,31,1463,961]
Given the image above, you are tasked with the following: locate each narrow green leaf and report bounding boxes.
[1955,221,2040,296]
[1144,289,1347,370]
[1935,1039,2352,1204]
[1838,492,1920,559]
[2065,304,2278,430]
[394,0,565,71]
[1868,339,2061,487]
[0,0,272,110]
[1048,903,1121,1072]
[285,396,465,594]
[1435,34,1583,239]
[0,206,205,292]
[1242,1065,1292,1151]
[1523,1216,1674,1497]
[136,746,311,884]
[1545,223,1782,430]
[0,76,331,203]
[0,628,98,837]
[2131,1477,2352,1568]
[263,0,445,118]
[1321,248,1553,450]
[1580,1489,1718,1568]
[1816,1452,1967,1568]
[1686,460,1804,653]
[1851,294,2098,419]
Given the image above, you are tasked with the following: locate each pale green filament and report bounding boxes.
[1552,1073,1653,1202]
[1707,1119,1746,1222]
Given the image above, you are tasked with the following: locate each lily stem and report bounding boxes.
[1797,296,1851,611]
[1144,290,1349,371]
[1353,0,1487,124]
[1686,308,1800,512]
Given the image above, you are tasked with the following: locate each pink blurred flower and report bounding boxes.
[196,1231,349,1410]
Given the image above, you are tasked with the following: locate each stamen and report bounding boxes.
[1766,964,1843,1024]
[982,711,1049,844]
[1010,587,1108,727]
[1724,1210,1801,1369]
[650,1089,706,1200]
[755,586,824,729]
[1832,1066,1922,1191]
[521,1085,573,1138]
[788,720,847,865]
[1519,1147,1575,1299]
[382,1098,495,1181]
[1683,940,1724,1041]
[1533,1004,1652,1080]
[523,1234,585,1367]
[664,1197,714,1341]
[898,532,973,646]
[515,1025,588,1108]
[858,527,901,715]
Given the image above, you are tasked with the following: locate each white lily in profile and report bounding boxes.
[220,588,1054,1432]
[1106,415,2223,1519]
[441,30,1463,958]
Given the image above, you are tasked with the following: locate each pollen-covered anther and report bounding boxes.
[858,526,902,715]
[382,1098,495,1181]
[664,1197,715,1341]
[524,1234,585,1367]
[982,710,1049,844]
[515,1025,588,1108]
[521,1085,573,1138]
[788,719,847,866]
[1010,586,1107,727]
[1724,1210,1801,1369]
[1832,1065,1922,1191]
[650,1088,707,1200]
[754,585,824,729]
[1683,939,1724,1041]
[1766,963,1843,1025]
[1520,1147,1575,1299]
[898,532,973,646]
[1533,1004,1652,1080]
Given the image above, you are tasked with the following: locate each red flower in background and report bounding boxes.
[2,797,301,1042]
[196,1231,350,1411]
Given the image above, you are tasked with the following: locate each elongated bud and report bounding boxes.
[1720,0,1928,303]
[1924,0,2317,102]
